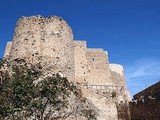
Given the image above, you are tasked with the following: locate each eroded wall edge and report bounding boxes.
[3,41,12,58]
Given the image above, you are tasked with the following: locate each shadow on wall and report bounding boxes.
[129,100,160,120]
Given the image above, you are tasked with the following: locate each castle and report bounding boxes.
[3,16,131,120]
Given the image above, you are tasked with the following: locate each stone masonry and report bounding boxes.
[3,16,131,120]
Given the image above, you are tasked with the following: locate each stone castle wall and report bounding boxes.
[74,41,87,83]
[86,48,112,85]
[109,64,126,87]
[3,41,12,58]
[9,16,75,81]
[109,64,131,103]
[74,41,113,85]
[3,15,131,120]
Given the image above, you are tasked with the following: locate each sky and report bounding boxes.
[0,0,160,96]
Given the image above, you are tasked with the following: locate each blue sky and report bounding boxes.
[0,0,160,96]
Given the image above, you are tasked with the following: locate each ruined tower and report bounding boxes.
[8,16,75,81]
[3,15,131,120]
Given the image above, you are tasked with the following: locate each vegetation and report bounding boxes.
[112,91,117,98]
[0,59,97,120]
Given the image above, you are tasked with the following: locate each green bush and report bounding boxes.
[0,59,97,120]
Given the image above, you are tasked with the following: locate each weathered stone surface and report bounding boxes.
[74,41,87,83]
[86,48,112,85]
[10,16,74,81]
[3,15,131,120]
[3,41,12,58]
[109,64,131,103]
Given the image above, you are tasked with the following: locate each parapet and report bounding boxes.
[74,40,87,48]
[105,50,108,56]
[109,64,124,77]
[87,48,104,52]
[109,64,126,88]
[109,64,131,102]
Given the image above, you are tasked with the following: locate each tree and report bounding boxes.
[0,59,97,120]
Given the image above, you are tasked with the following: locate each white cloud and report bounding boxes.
[125,58,160,79]
[124,57,160,96]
